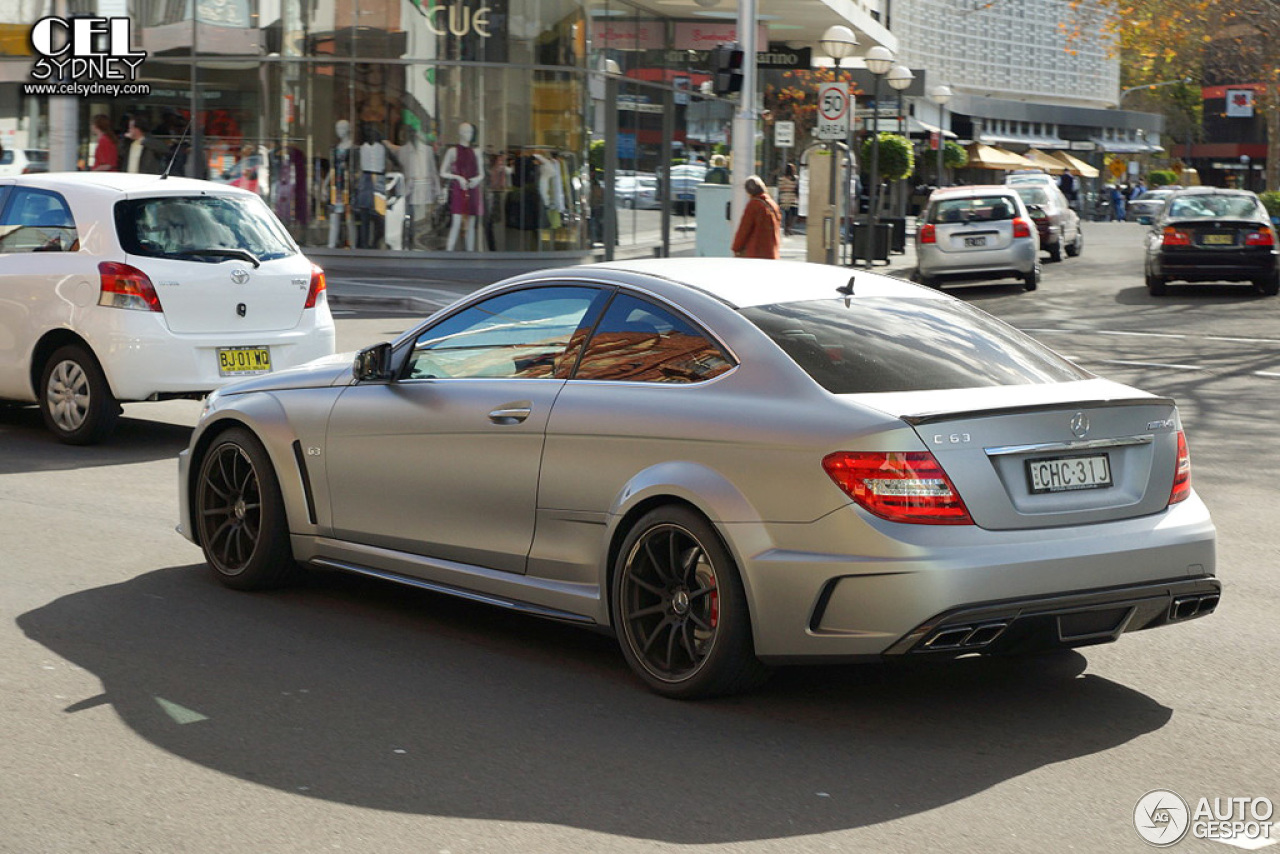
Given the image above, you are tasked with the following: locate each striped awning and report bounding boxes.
[966,143,1036,171]
[1048,150,1101,179]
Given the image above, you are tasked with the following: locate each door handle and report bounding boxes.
[488,403,531,424]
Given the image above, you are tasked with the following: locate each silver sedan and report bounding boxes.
[177,259,1219,699]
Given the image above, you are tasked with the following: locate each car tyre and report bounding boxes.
[39,344,120,445]
[1047,240,1063,263]
[1022,262,1040,291]
[1254,272,1279,296]
[911,268,939,288]
[1145,271,1168,296]
[195,427,300,591]
[1065,229,1083,257]
[612,506,770,699]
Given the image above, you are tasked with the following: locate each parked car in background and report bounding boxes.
[1144,187,1279,296]
[0,173,335,443]
[1005,170,1058,189]
[0,148,49,177]
[1127,186,1181,224]
[669,163,707,213]
[178,258,1217,700]
[616,172,660,209]
[914,185,1041,290]
[1011,183,1083,262]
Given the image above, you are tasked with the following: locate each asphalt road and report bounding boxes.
[2,222,1277,853]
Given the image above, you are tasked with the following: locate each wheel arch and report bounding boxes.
[185,398,317,548]
[30,329,100,399]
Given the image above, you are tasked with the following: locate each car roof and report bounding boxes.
[930,185,1020,199]
[580,258,940,310]
[5,171,258,200]
[1167,186,1256,198]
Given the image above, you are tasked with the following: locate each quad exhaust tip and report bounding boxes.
[921,621,1009,651]
[1171,594,1219,622]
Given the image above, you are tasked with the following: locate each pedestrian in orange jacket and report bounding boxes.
[732,175,782,259]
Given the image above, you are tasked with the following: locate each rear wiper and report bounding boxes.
[174,248,262,268]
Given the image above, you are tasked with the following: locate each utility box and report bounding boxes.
[695,183,734,256]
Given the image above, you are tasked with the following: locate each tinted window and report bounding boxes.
[741,298,1090,394]
[1166,194,1264,220]
[0,187,78,253]
[929,195,1018,224]
[115,194,295,262]
[573,293,733,384]
[406,286,603,380]
[1014,187,1051,207]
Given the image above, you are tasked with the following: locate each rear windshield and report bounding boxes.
[1166,194,1263,220]
[929,195,1018,224]
[1013,187,1051,206]
[740,298,1091,394]
[115,194,296,262]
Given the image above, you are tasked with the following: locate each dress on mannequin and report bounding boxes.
[328,120,353,248]
[438,122,484,251]
[384,128,441,250]
[353,123,388,249]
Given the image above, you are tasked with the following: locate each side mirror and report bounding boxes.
[353,342,394,382]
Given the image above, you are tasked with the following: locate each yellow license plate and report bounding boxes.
[1202,233,1234,245]
[217,347,272,376]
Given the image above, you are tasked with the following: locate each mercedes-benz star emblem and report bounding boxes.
[230,269,251,285]
[1070,411,1090,439]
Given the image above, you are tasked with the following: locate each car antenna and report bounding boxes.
[836,276,855,297]
[161,119,193,180]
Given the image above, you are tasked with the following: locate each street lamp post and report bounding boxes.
[820,26,858,266]
[928,83,953,188]
[862,46,894,268]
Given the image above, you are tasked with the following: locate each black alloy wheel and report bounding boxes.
[195,428,298,590]
[613,507,768,699]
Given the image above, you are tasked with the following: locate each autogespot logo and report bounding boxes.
[1135,790,1191,847]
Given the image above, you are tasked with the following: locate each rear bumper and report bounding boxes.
[1153,248,1278,282]
[917,241,1038,279]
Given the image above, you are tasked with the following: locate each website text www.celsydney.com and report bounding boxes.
[22,81,151,97]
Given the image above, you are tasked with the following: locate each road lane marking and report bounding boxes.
[1099,360,1207,371]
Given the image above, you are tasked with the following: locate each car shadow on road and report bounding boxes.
[0,406,193,474]
[19,565,1173,844]
[1116,284,1273,305]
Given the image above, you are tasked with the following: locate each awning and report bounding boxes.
[1090,138,1162,154]
[1023,149,1067,174]
[906,117,957,139]
[1048,150,1100,179]
[966,143,1036,171]
[978,132,1070,150]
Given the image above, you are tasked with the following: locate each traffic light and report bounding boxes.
[713,44,743,95]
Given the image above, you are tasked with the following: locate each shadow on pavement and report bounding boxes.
[0,406,194,474]
[20,564,1173,844]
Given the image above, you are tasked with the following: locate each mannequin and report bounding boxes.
[438,122,484,251]
[384,126,441,250]
[354,123,389,249]
[328,120,353,248]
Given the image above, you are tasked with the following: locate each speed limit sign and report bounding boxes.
[815,82,850,140]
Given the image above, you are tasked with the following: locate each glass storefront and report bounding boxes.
[0,0,744,257]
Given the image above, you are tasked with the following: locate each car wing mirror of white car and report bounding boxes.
[353,342,394,383]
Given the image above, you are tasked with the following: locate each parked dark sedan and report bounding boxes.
[1011,184,1083,262]
[1144,188,1279,296]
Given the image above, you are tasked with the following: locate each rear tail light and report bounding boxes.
[1162,227,1192,246]
[1012,218,1033,239]
[919,223,936,244]
[305,263,327,309]
[823,451,973,525]
[1169,431,1192,505]
[1245,227,1275,247]
[98,261,163,312]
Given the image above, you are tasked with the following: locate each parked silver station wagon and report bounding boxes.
[178,259,1218,698]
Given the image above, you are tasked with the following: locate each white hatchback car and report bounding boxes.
[915,185,1041,291]
[0,173,335,444]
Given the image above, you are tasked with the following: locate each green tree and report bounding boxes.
[861,133,914,181]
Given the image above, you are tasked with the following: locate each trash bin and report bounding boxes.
[883,217,907,254]
[850,221,891,264]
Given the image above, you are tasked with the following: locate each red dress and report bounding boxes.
[93,133,119,172]
[732,193,782,259]
[446,145,484,216]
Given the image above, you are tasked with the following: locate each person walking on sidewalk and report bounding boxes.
[732,175,782,259]
[777,163,799,236]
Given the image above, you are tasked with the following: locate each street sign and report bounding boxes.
[815,83,850,141]
[774,120,795,148]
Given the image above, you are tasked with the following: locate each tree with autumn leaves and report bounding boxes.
[762,66,865,159]
[1104,0,1280,190]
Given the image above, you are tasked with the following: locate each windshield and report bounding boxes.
[1166,194,1264,220]
[115,194,296,262]
[740,298,1090,394]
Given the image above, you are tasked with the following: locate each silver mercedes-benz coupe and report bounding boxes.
[177,259,1219,699]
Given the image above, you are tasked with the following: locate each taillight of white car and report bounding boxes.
[98,261,163,312]
[823,451,974,525]
[305,263,327,309]
[1170,431,1191,505]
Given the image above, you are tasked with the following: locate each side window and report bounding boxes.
[405,286,603,380]
[573,293,733,384]
[0,188,78,253]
